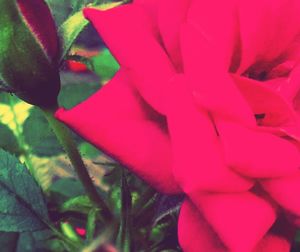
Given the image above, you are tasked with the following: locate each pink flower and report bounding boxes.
[56,0,300,251]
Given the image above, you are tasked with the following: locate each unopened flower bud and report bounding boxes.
[0,0,60,108]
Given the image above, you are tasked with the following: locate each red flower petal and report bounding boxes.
[262,173,300,217]
[237,0,300,74]
[254,216,295,252]
[157,0,190,70]
[83,5,175,115]
[254,234,292,252]
[190,192,276,252]
[187,0,238,70]
[167,76,253,193]
[55,69,180,194]
[218,121,300,178]
[280,63,300,101]
[178,199,227,252]
[234,74,300,140]
[134,0,159,22]
[179,200,293,252]
[181,22,256,127]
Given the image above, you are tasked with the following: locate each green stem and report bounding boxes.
[118,170,133,252]
[41,107,113,222]
[47,222,81,251]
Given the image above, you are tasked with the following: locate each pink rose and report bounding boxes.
[56,0,300,251]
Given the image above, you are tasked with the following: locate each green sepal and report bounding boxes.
[0,0,60,108]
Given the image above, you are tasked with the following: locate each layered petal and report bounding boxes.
[187,0,238,70]
[55,69,180,193]
[237,0,300,74]
[134,0,159,22]
[190,192,276,252]
[234,74,300,140]
[262,173,300,217]
[178,199,227,252]
[179,200,292,252]
[83,5,175,115]
[254,235,291,252]
[167,75,253,193]
[181,22,256,126]
[254,216,295,252]
[280,63,300,101]
[218,121,300,178]
[157,0,190,70]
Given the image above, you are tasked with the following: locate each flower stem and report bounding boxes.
[118,170,133,252]
[41,107,113,222]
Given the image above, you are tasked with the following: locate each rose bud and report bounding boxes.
[0,0,60,108]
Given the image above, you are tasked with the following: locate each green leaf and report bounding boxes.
[0,230,54,252]
[59,2,124,62]
[86,208,98,241]
[9,228,77,252]
[44,238,66,252]
[23,108,63,157]
[90,48,119,81]
[60,222,82,243]
[45,0,72,26]
[0,232,19,252]
[59,10,89,61]
[0,123,20,155]
[79,142,101,159]
[70,0,93,12]
[58,81,99,109]
[60,195,93,214]
[47,178,85,205]
[0,149,48,232]
[0,93,19,105]
[16,230,53,252]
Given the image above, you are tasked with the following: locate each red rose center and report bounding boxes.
[242,60,294,81]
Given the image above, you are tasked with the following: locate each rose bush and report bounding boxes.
[56,0,300,251]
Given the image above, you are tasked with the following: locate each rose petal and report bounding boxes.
[187,0,238,69]
[254,216,295,252]
[157,0,190,70]
[238,0,300,74]
[178,199,227,252]
[167,76,253,193]
[83,5,176,115]
[181,22,256,127]
[262,173,300,216]
[234,74,300,140]
[254,234,292,252]
[280,63,300,101]
[134,0,159,21]
[190,192,276,252]
[55,69,180,194]
[218,121,300,178]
